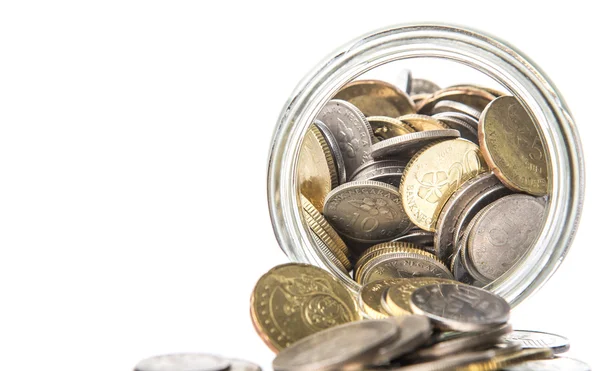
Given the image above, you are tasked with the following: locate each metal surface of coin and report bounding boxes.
[371,129,460,160]
[355,242,423,269]
[434,111,479,131]
[317,99,374,177]
[501,357,591,371]
[313,119,347,184]
[410,78,441,95]
[309,230,350,275]
[323,180,411,242]
[400,138,489,231]
[352,162,404,188]
[134,354,231,371]
[410,93,430,106]
[370,315,433,365]
[383,278,459,316]
[416,86,496,115]
[228,359,262,371]
[251,263,360,352]
[410,284,510,331]
[368,116,415,141]
[334,79,416,118]
[451,244,477,285]
[272,319,398,371]
[447,83,506,98]
[432,100,481,119]
[434,172,502,262]
[391,230,435,255]
[432,112,479,144]
[397,69,413,93]
[398,114,448,131]
[359,278,407,319]
[460,212,492,284]
[355,248,453,285]
[349,159,405,181]
[381,350,497,371]
[479,96,548,195]
[298,125,337,212]
[501,330,570,354]
[467,194,545,282]
[467,348,554,371]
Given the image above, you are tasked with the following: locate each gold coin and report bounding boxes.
[383,277,459,316]
[367,116,415,140]
[416,86,496,115]
[398,114,448,131]
[334,80,416,117]
[298,125,338,212]
[358,278,406,319]
[400,138,489,231]
[479,96,548,196]
[303,209,352,271]
[355,242,424,276]
[458,348,554,371]
[250,263,360,352]
[301,195,350,257]
[447,83,506,98]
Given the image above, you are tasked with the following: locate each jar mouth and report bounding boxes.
[267,24,585,306]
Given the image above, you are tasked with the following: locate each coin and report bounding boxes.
[410,78,441,95]
[382,278,459,316]
[351,161,404,188]
[447,83,506,98]
[323,180,412,242]
[501,357,591,371]
[298,124,337,212]
[313,119,347,184]
[479,96,548,195]
[400,138,489,231]
[467,194,545,282]
[501,330,570,354]
[309,230,350,275]
[380,350,497,371]
[355,247,453,285]
[355,242,423,269]
[371,129,460,160]
[410,93,431,106]
[432,100,481,119]
[451,244,477,285]
[316,99,374,177]
[272,319,398,371]
[228,359,263,371]
[250,263,360,352]
[460,212,491,285]
[359,278,407,319]
[301,194,350,257]
[398,114,448,131]
[465,348,554,371]
[334,79,416,118]
[416,86,496,115]
[134,353,231,371]
[434,111,479,131]
[370,315,433,366]
[368,116,415,141]
[391,230,435,255]
[410,283,510,332]
[432,112,479,144]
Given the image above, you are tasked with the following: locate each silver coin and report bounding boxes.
[134,354,230,371]
[272,319,398,371]
[460,213,492,285]
[313,119,347,184]
[352,162,404,188]
[323,180,412,242]
[432,111,479,131]
[391,230,435,255]
[407,323,512,361]
[396,69,413,93]
[410,78,441,95]
[501,357,591,371]
[434,172,502,263]
[349,159,405,181]
[371,129,460,159]
[450,244,476,285]
[316,99,374,177]
[410,284,510,332]
[370,315,433,366]
[467,194,545,282]
[228,359,262,371]
[355,250,453,285]
[501,330,570,354]
[432,112,478,144]
[432,100,481,119]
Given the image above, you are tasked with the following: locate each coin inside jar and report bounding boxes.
[334,79,416,117]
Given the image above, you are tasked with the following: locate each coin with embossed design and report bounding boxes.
[250,263,360,352]
[334,79,416,117]
[359,278,407,319]
[382,278,459,316]
[400,138,489,231]
[501,330,570,354]
[479,96,548,195]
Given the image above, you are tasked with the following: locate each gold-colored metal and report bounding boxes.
[355,242,436,279]
[458,348,554,371]
[398,114,448,131]
[367,116,415,140]
[359,278,407,319]
[479,96,548,196]
[416,86,496,115]
[301,195,350,257]
[400,138,489,231]
[447,84,506,98]
[384,278,459,316]
[250,263,360,352]
[334,80,416,117]
[298,125,338,212]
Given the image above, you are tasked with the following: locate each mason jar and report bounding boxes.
[266,24,584,307]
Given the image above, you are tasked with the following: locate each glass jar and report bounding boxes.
[266,24,584,307]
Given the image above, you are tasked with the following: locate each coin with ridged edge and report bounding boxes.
[382,277,459,316]
[371,129,460,159]
[313,119,347,184]
[134,353,231,371]
[308,230,350,275]
[359,278,407,319]
[303,211,352,271]
[334,79,416,118]
[301,195,349,256]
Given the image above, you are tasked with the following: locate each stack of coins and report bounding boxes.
[299,73,549,287]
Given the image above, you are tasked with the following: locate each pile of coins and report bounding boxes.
[133,353,261,371]
[299,74,549,286]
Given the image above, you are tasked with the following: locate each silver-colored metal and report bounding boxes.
[229,359,263,371]
[397,69,413,93]
[410,78,441,95]
[501,357,591,371]
[501,330,570,354]
[309,230,349,275]
[356,250,453,284]
[313,119,347,184]
[460,212,492,284]
[371,129,460,159]
[432,100,482,119]
[134,354,230,371]
[386,350,497,371]
[391,230,435,255]
[351,160,405,188]
[433,111,479,130]
[316,99,374,177]
[467,194,545,282]
[272,319,398,371]
[350,159,404,180]
[370,315,433,365]
[432,112,478,143]
[410,284,510,331]
[267,24,585,300]
[450,243,477,285]
[323,180,411,242]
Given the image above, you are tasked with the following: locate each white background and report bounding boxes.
[0,1,598,370]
